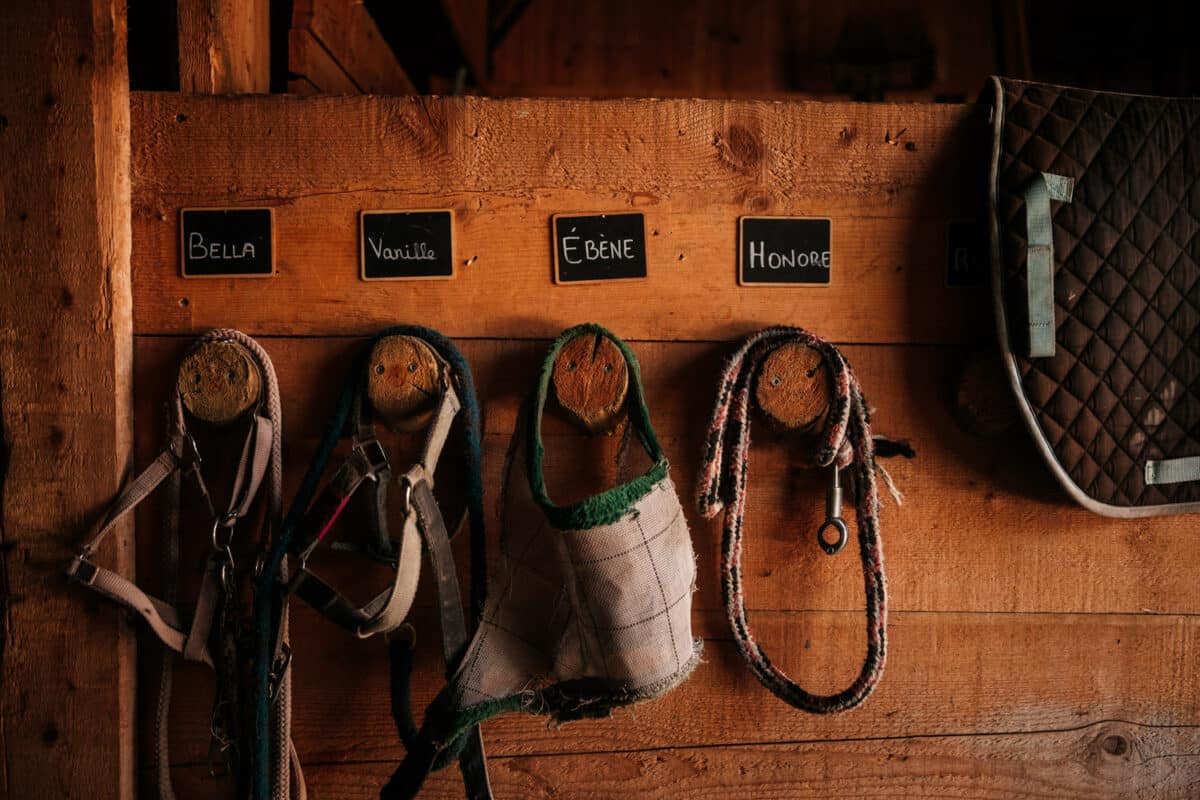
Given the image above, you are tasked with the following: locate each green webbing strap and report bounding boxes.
[526,323,667,529]
[1024,172,1075,358]
[1145,456,1200,486]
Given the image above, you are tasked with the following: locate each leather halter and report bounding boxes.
[66,329,303,800]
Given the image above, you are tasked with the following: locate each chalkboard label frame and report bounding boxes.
[180,207,276,279]
[360,209,457,282]
[944,218,989,288]
[552,212,649,285]
[737,216,833,288]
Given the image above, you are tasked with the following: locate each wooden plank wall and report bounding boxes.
[489,0,998,100]
[128,93,1200,797]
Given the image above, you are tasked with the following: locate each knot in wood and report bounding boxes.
[177,340,261,425]
[367,335,442,432]
[552,332,629,435]
[754,342,831,432]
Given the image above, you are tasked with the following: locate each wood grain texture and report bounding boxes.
[755,342,832,432]
[177,0,270,94]
[146,608,1200,771]
[439,0,488,84]
[366,335,443,431]
[287,29,360,95]
[177,340,261,424]
[129,92,989,341]
[489,0,997,101]
[289,0,415,94]
[159,720,1200,799]
[0,2,135,797]
[551,331,629,433]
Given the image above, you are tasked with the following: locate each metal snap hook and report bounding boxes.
[817,516,849,555]
[817,466,848,555]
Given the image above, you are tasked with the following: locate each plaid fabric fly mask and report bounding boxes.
[386,323,703,799]
[697,326,913,714]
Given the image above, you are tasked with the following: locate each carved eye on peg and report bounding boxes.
[551,332,629,435]
[367,335,442,432]
[177,340,261,425]
[754,342,832,432]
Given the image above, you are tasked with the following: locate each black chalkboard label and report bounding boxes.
[553,213,647,284]
[360,210,455,281]
[738,217,832,286]
[945,220,988,287]
[180,208,274,278]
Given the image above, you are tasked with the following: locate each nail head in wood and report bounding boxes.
[177,340,261,425]
[755,342,831,432]
[367,335,443,432]
[552,332,629,435]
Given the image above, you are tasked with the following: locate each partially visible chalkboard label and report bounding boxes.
[553,213,647,283]
[360,210,455,281]
[180,208,274,278]
[739,217,832,286]
[945,220,988,287]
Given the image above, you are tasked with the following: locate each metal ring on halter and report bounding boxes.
[817,517,848,555]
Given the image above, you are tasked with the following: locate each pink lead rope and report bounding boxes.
[697,326,910,714]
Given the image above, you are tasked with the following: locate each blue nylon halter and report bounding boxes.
[250,326,486,800]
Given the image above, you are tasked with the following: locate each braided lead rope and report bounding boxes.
[204,329,303,800]
[151,330,301,800]
[697,326,887,713]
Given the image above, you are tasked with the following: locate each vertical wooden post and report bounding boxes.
[0,2,135,798]
[178,0,271,93]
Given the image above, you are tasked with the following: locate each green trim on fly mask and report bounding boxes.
[525,323,668,529]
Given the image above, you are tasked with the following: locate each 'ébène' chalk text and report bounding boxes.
[560,235,637,265]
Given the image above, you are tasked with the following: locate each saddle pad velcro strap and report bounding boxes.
[1145,456,1200,486]
[1023,172,1075,358]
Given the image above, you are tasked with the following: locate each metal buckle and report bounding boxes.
[817,466,849,555]
[67,554,99,585]
[354,438,391,482]
[170,432,202,470]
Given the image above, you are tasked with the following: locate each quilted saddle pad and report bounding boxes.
[986,77,1200,516]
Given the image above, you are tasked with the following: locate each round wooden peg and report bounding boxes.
[755,342,832,432]
[367,335,443,432]
[552,332,629,435]
[955,349,1019,437]
[177,340,261,425]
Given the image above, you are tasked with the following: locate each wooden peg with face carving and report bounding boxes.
[551,332,629,435]
[754,341,832,433]
[367,335,444,432]
[177,340,262,425]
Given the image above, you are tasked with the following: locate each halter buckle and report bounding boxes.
[354,438,391,482]
[67,553,99,585]
[171,432,202,470]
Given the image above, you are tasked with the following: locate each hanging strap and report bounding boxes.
[286,374,460,638]
[697,326,899,714]
[66,329,297,799]
[1024,172,1075,358]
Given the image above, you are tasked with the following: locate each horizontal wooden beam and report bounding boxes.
[146,607,1200,767]
[160,719,1200,798]
[130,92,989,342]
